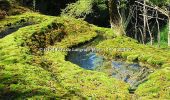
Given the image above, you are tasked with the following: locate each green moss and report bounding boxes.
[147,57,166,66]
[96,36,170,68]
[162,63,170,68]
[94,26,116,39]
[39,17,130,99]
[43,51,130,99]
[0,12,130,99]
[0,63,69,99]
[138,53,152,62]
[135,67,170,99]
[1,11,170,99]
[96,36,170,99]
[127,54,139,62]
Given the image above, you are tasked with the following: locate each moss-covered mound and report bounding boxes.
[0,13,130,99]
[0,0,31,17]
[96,36,170,99]
[0,11,170,99]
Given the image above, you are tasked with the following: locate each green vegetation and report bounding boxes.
[96,36,170,68]
[151,25,169,48]
[135,67,170,99]
[96,36,170,99]
[62,0,107,18]
[0,12,130,99]
[0,0,170,99]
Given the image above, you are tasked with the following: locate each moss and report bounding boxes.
[127,54,139,62]
[162,63,170,68]
[43,51,130,99]
[135,67,170,99]
[0,13,65,98]
[1,11,170,99]
[40,17,130,99]
[0,63,69,99]
[96,36,170,99]
[138,53,152,62]
[96,36,170,68]
[147,57,166,67]
[0,13,56,64]
[0,12,130,99]
[94,26,116,39]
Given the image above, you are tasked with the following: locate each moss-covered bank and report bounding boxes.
[0,13,130,99]
[96,36,170,99]
[0,11,170,99]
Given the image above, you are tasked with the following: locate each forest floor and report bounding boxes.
[0,11,170,99]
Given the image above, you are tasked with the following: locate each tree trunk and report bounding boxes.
[156,10,160,47]
[143,0,147,44]
[168,17,170,46]
[135,5,138,40]
[108,0,125,36]
[146,16,153,45]
[33,0,36,11]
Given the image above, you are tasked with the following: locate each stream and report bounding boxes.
[0,23,33,38]
[67,48,153,91]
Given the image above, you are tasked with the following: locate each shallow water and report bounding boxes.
[67,51,104,70]
[0,23,33,38]
[67,50,151,89]
[112,61,150,88]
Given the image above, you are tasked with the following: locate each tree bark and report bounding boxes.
[108,0,125,36]
[135,6,138,40]
[33,0,36,11]
[156,10,160,47]
[146,16,153,45]
[168,16,170,46]
[143,0,147,44]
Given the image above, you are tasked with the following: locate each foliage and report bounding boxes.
[149,0,170,6]
[147,24,169,48]
[62,0,107,18]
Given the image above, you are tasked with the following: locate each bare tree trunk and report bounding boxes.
[108,0,125,36]
[139,28,144,44]
[156,10,160,47]
[135,6,138,40]
[146,16,153,45]
[143,0,147,44]
[168,16,170,46]
[33,0,36,11]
